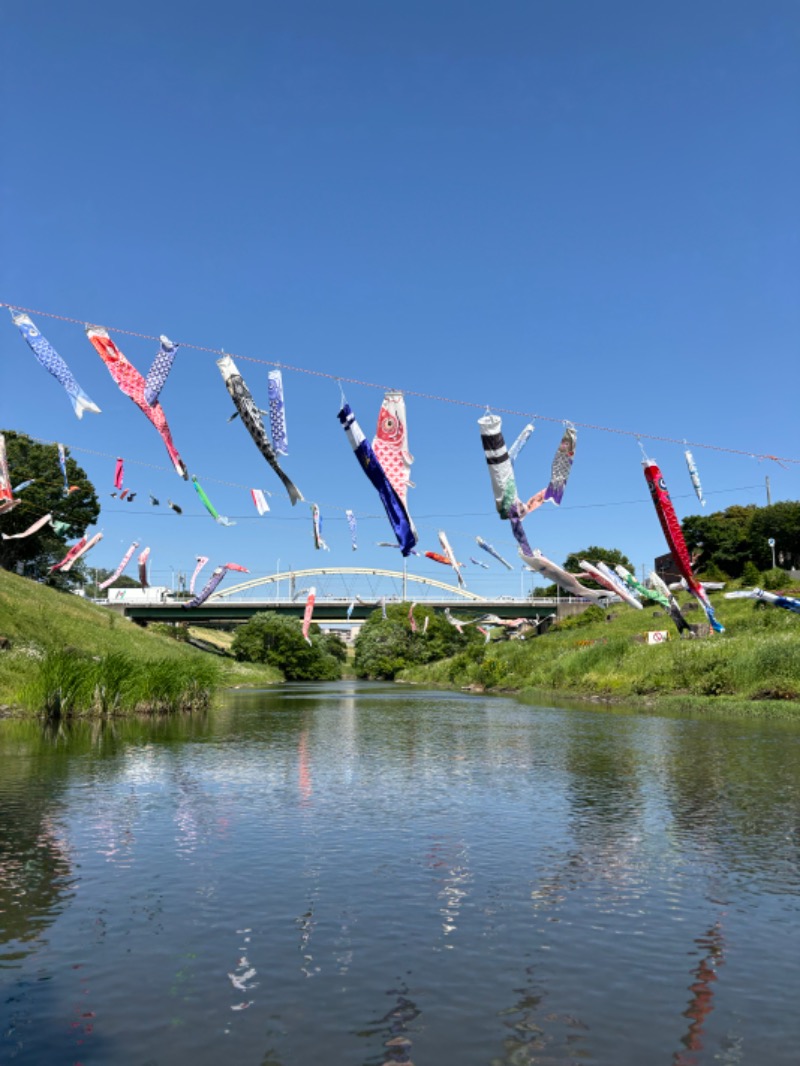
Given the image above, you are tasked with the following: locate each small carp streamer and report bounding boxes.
[579,560,643,609]
[544,424,577,505]
[251,488,270,515]
[311,503,329,550]
[337,403,417,556]
[346,509,358,550]
[725,588,800,614]
[444,607,472,634]
[183,562,249,608]
[119,489,129,500]
[422,616,429,634]
[475,536,513,571]
[144,335,179,407]
[0,434,19,515]
[380,597,387,620]
[149,494,159,506]
[138,546,151,588]
[218,355,303,505]
[50,531,103,572]
[192,476,235,526]
[302,587,316,645]
[168,499,182,514]
[373,391,414,507]
[614,565,691,634]
[425,551,452,566]
[519,548,607,600]
[13,480,35,493]
[114,457,124,490]
[2,513,53,540]
[267,370,289,455]
[408,602,417,632]
[99,541,140,590]
[508,423,535,463]
[438,529,466,588]
[643,459,723,632]
[469,556,490,569]
[477,625,490,643]
[684,449,706,508]
[190,556,210,595]
[86,326,188,478]
[11,310,101,418]
[346,601,355,620]
[57,443,69,496]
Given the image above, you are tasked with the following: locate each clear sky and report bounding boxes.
[2,1,798,597]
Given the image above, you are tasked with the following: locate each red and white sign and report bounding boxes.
[647,630,669,644]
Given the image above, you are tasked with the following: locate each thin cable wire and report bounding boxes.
[3,299,798,465]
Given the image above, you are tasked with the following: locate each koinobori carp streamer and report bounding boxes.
[86,326,188,478]
[11,310,101,418]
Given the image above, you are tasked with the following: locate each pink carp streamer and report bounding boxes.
[50,531,103,572]
[2,513,53,540]
[302,587,317,645]
[99,542,140,590]
[86,326,188,478]
[0,434,20,515]
[251,488,270,515]
[190,556,210,595]
[138,546,151,588]
[409,602,417,633]
[114,457,124,490]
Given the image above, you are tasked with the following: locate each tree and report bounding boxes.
[0,430,100,588]
[562,546,634,576]
[681,501,800,577]
[354,602,481,680]
[231,612,341,681]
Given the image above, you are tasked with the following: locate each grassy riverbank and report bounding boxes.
[399,590,800,717]
[0,571,281,715]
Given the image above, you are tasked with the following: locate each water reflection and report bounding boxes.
[672,923,726,1066]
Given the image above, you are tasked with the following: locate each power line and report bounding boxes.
[3,299,797,465]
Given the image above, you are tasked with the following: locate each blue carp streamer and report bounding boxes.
[346,509,358,550]
[11,310,101,419]
[144,335,179,406]
[337,403,417,556]
[268,370,289,455]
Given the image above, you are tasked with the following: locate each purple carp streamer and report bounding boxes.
[57,443,69,496]
[99,541,140,590]
[519,548,607,600]
[346,509,358,550]
[544,424,577,505]
[438,529,465,588]
[2,513,53,540]
[508,423,535,463]
[183,562,249,609]
[218,355,302,505]
[338,403,417,556]
[11,310,101,418]
[267,370,289,455]
[725,588,800,614]
[138,546,151,588]
[190,556,209,594]
[684,450,706,507]
[144,335,179,406]
[192,476,235,526]
[476,536,513,571]
[311,503,329,550]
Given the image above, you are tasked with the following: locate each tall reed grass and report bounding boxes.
[17,649,221,718]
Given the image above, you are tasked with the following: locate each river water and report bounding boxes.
[1,683,799,1066]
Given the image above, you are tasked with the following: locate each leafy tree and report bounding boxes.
[561,546,634,586]
[231,612,341,681]
[740,561,762,587]
[0,430,100,588]
[354,602,482,680]
[748,502,800,571]
[681,501,800,577]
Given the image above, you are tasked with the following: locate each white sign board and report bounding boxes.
[647,630,669,644]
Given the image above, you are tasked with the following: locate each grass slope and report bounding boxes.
[0,571,281,712]
[400,587,800,717]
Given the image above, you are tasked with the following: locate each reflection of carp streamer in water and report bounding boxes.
[672,923,726,1066]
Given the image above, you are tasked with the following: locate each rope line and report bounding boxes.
[3,299,798,465]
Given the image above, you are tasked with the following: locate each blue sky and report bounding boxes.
[2,1,798,597]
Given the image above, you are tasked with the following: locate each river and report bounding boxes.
[1,682,799,1065]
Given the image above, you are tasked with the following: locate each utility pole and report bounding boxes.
[766,476,772,507]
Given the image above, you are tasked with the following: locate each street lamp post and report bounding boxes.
[768,538,776,570]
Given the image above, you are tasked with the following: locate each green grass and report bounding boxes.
[0,570,281,714]
[399,585,800,717]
